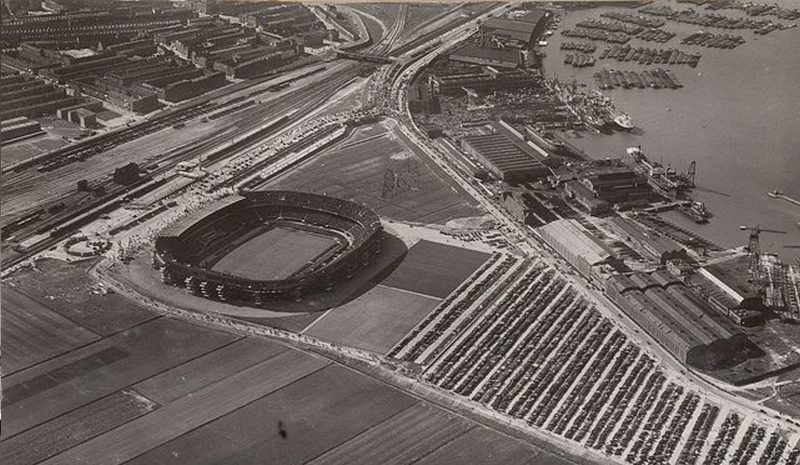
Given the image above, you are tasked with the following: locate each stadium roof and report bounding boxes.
[537,218,612,266]
[159,194,245,239]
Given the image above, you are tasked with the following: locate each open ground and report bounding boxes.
[264,121,481,225]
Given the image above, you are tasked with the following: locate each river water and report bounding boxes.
[540,0,800,262]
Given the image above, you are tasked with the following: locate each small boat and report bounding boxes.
[767,189,782,198]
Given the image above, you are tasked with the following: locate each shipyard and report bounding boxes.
[2,1,799,465]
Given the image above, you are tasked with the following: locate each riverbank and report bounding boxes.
[541,0,800,263]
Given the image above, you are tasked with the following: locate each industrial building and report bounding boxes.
[573,160,653,209]
[448,43,531,69]
[537,218,614,283]
[565,180,610,215]
[460,132,550,182]
[0,74,84,120]
[1,116,43,142]
[431,67,540,95]
[606,216,687,264]
[689,259,764,326]
[606,270,749,367]
[408,79,440,114]
[480,11,549,48]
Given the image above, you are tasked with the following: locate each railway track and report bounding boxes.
[389,2,499,57]
[2,2,470,268]
[1,65,366,268]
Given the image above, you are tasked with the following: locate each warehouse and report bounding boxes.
[480,12,549,47]
[576,160,653,209]
[460,132,549,182]
[448,43,525,69]
[431,67,538,94]
[1,116,43,141]
[605,271,748,368]
[607,216,686,263]
[565,180,610,215]
[537,218,614,282]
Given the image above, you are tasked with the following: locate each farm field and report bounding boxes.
[211,226,338,281]
[377,239,491,298]
[41,350,330,465]
[124,364,417,465]
[305,401,473,465]
[5,258,156,336]
[305,284,440,354]
[2,390,157,465]
[413,427,546,465]
[2,317,236,438]
[132,337,288,405]
[265,123,480,225]
[1,287,99,374]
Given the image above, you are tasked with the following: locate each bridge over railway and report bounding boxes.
[336,50,395,64]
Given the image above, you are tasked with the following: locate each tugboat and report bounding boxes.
[611,109,634,130]
[680,200,712,223]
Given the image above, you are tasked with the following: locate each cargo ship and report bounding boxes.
[624,146,695,199]
[553,80,634,132]
[524,124,566,154]
[610,108,634,129]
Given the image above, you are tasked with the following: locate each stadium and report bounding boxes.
[153,190,382,306]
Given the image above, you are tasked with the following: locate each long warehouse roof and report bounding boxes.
[462,133,545,173]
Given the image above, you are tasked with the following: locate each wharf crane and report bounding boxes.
[739,224,786,293]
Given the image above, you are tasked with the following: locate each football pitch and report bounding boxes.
[211,226,339,281]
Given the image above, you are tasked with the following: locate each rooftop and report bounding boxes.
[449,43,519,67]
[462,133,546,173]
[538,218,613,266]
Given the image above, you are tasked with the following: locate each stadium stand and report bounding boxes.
[154,191,382,305]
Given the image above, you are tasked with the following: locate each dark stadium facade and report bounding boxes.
[153,190,382,306]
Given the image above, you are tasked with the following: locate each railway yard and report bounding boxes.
[2,1,800,465]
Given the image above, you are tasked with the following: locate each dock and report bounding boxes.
[768,191,800,209]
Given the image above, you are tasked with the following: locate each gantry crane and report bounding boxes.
[739,224,786,293]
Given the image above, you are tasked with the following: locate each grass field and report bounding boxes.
[413,428,545,465]
[41,350,329,465]
[3,317,236,438]
[306,401,473,465]
[123,364,416,465]
[6,258,156,336]
[3,390,157,465]
[132,338,288,405]
[377,240,490,299]
[265,123,480,225]
[305,284,440,354]
[2,287,99,374]
[211,226,339,281]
